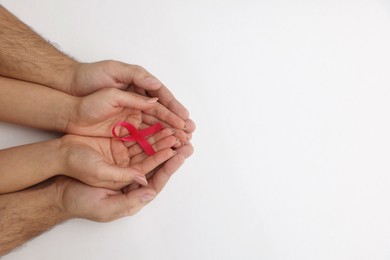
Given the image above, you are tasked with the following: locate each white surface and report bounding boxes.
[1,0,390,259]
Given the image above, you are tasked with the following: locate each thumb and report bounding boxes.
[124,187,157,215]
[110,89,159,110]
[104,188,157,219]
[99,164,148,186]
[108,62,162,91]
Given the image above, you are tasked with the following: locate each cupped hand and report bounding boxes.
[60,128,179,190]
[55,142,193,222]
[66,88,189,143]
[69,61,193,124]
[69,61,161,97]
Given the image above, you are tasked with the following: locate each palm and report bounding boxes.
[76,106,143,137]
[62,128,177,189]
[68,88,147,137]
[59,177,122,222]
[70,61,129,96]
[58,142,193,222]
[62,136,126,188]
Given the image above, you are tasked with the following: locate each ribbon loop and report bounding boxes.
[112,122,164,156]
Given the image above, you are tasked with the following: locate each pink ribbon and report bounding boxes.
[112,122,164,155]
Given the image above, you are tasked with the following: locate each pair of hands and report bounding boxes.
[51,60,194,221]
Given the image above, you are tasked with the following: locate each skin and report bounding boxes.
[0,76,189,143]
[0,141,193,256]
[0,5,196,255]
[0,77,189,194]
[0,6,195,134]
[0,125,182,194]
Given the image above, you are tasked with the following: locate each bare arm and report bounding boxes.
[0,76,189,144]
[0,139,64,194]
[0,5,76,92]
[0,76,75,132]
[0,180,69,256]
[0,142,193,256]
[0,5,195,133]
[0,131,178,194]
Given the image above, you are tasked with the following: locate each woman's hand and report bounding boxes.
[60,127,179,190]
[66,88,189,145]
[69,61,196,134]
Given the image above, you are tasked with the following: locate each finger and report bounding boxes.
[144,102,187,130]
[132,148,177,174]
[104,88,158,111]
[184,119,196,134]
[146,84,190,120]
[128,85,147,96]
[127,143,194,193]
[175,142,195,159]
[121,182,140,194]
[142,114,189,143]
[111,138,130,167]
[122,187,158,217]
[145,141,193,178]
[136,122,185,145]
[110,62,162,91]
[130,138,179,165]
[97,163,148,186]
[100,188,157,220]
[146,142,193,180]
[127,127,176,156]
[146,153,186,194]
[153,143,194,179]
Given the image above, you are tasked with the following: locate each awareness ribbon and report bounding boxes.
[112,122,164,156]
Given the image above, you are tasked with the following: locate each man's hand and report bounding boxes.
[69,61,196,133]
[56,143,193,222]
[0,7,196,134]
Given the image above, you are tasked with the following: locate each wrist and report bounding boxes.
[45,138,69,178]
[61,94,81,134]
[66,62,85,96]
[57,60,79,95]
[57,135,83,179]
[52,177,74,220]
[60,61,81,96]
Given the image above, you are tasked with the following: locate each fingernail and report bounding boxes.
[171,128,176,134]
[146,97,159,103]
[172,150,178,155]
[182,123,187,130]
[142,193,155,202]
[144,77,161,86]
[134,175,148,186]
[175,141,182,147]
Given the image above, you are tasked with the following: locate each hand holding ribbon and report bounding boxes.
[112,122,164,156]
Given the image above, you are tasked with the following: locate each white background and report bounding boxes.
[1,0,390,259]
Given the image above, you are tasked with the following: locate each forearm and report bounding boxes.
[0,138,64,194]
[0,5,77,92]
[0,76,77,132]
[0,179,69,256]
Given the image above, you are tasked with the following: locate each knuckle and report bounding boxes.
[114,172,126,182]
[105,87,119,96]
[126,204,140,216]
[105,59,119,68]
[94,167,106,182]
[130,64,145,73]
[94,212,112,223]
